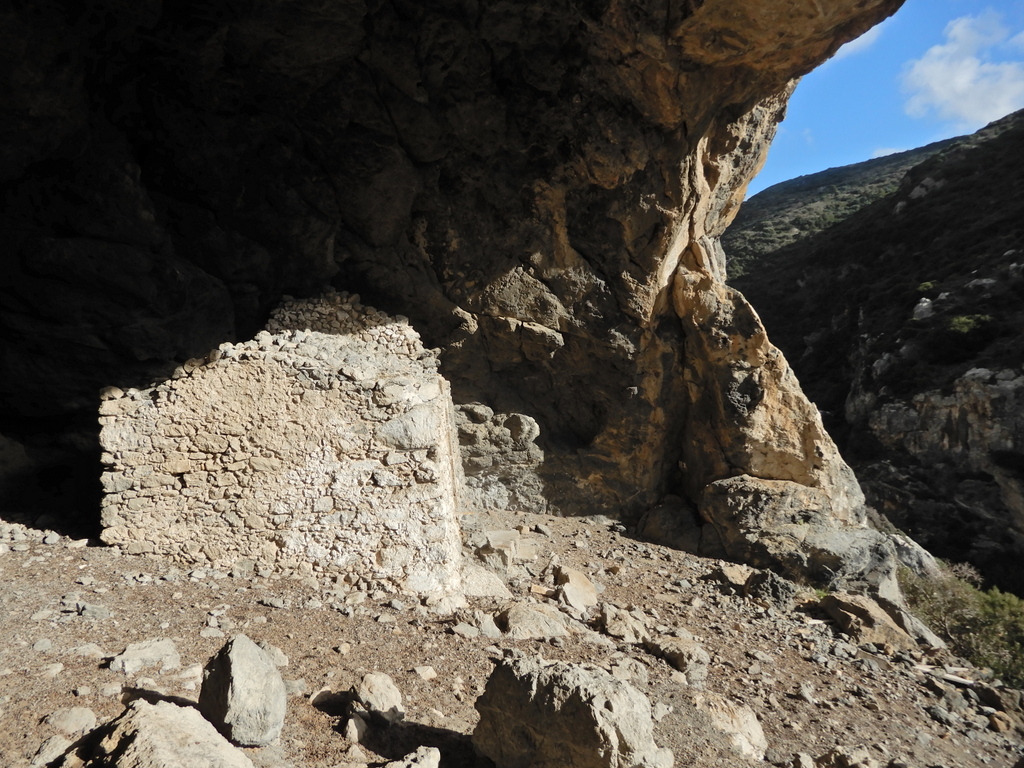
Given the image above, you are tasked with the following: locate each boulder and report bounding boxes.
[555,566,599,612]
[744,569,798,610]
[699,475,901,597]
[65,699,254,768]
[473,654,673,768]
[45,707,97,737]
[644,634,710,689]
[697,692,768,760]
[462,562,513,599]
[109,639,180,677]
[496,603,571,640]
[199,634,287,747]
[352,672,404,725]
[597,604,650,644]
[819,593,916,651]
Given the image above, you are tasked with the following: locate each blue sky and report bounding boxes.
[747,0,1024,195]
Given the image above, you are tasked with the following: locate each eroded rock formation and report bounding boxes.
[733,111,1024,591]
[1,1,907,584]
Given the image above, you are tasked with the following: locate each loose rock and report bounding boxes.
[61,699,255,767]
[383,746,442,768]
[644,634,710,689]
[697,692,768,761]
[352,672,404,725]
[199,634,287,747]
[473,653,673,768]
[495,603,570,640]
[109,638,180,677]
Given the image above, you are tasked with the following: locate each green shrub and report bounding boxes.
[901,563,1024,686]
[917,281,937,292]
[947,314,992,333]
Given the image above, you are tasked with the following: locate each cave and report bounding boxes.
[1,0,904,578]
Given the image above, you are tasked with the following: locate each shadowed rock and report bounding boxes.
[199,635,287,747]
[473,653,673,768]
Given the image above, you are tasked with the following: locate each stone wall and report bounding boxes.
[98,292,463,599]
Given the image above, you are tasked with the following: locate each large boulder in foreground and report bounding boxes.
[473,654,673,768]
[199,635,287,747]
[60,699,254,768]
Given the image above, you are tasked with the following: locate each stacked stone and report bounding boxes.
[455,404,545,513]
[98,291,463,599]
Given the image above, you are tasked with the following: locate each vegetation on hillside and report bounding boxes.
[729,109,1024,594]
[732,111,1024,434]
[902,563,1024,688]
[723,138,957,278]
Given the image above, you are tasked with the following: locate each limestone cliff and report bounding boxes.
[735,110,1024,592]
[0,1,907,587]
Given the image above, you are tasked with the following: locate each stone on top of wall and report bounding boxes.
[98,291,463,599]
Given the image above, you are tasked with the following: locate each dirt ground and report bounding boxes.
[1,506,1023,768]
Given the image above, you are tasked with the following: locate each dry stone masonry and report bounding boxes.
[98,292,463,599]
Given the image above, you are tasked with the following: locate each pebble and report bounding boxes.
[33,639,53,652]
[415,666,438,681]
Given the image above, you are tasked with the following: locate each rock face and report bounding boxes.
[734,110,1024,591]
[864,369,1024,584]
[0,1,907,581]
[98,292,463,597]
[473,654,673,768]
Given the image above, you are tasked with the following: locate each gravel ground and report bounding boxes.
[2,507,1023,768]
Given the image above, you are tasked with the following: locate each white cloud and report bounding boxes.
[833,25,884,61]
[871,147,905,159]
[902,11,1024,129]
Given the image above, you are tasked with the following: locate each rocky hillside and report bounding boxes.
[2,509,1023,768]
[722,138,957,278]
[733,109,1024,593]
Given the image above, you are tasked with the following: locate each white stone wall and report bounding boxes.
[98,292,463,598]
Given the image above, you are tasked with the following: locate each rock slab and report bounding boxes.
[383,746,441,768]
[67,699,254,768]
[819,593,916,651]
[473,654,673,768]
[109,638,180,677]
[199,634,287,747]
